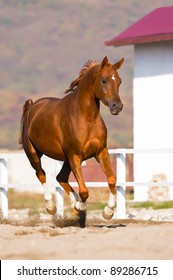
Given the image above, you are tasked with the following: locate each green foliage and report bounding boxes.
[8,189,173,213]
[129,200,173,210]
[8,189,45,209]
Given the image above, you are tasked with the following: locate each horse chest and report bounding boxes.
[82,130,106,159]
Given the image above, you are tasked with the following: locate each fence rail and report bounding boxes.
[1,149,173,219]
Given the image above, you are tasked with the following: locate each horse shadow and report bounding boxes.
[92,223,127,229]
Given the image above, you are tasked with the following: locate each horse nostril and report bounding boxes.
[109,102,123,115]
[117,103,123,111]
[113,103,123,111]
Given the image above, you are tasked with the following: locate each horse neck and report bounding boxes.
[76,74,100,119]
[75,67,100,118]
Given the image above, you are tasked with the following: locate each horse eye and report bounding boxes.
[102,78,107,84]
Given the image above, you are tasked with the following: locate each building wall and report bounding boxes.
[133,41,173,200]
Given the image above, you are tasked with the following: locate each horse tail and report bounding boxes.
[19,99,33,147]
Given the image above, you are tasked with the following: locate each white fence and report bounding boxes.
[1,149,173,220]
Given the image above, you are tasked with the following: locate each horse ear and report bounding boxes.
[114,58,124,70]
[101,56,109,69]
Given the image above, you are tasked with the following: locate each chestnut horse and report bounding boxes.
[19,56,124,221]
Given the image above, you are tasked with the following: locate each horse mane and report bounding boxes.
[65,60,99,94]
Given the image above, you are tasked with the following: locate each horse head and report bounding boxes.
[94,56,124,115]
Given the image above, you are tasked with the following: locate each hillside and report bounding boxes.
[0,0,173,149]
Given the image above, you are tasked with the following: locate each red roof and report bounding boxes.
[105,6,173,46]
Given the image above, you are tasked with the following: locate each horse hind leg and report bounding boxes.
[24,140,56,215]
[36,166,56,215]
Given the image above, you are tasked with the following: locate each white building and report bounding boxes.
[105,6,173,200]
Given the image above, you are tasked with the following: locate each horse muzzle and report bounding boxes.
[109,102,123,115]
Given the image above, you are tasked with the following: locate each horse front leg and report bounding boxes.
[56,160,80,208]
[57,159,86,227]
[69,155,88,212]
[96,148,116,220]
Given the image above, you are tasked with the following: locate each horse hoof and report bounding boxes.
[46,207,56,215]
[75,201,86,212]
[46,200,56,215]
[102,206,114,220]
[78,210,86,228]
[71,208,79,216]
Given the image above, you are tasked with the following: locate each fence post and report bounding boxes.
[55,161,64,218]
[116,151,126,219]
[0,158,8,219]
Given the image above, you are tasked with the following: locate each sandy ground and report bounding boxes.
[0,209,173,260]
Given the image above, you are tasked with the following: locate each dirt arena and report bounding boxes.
[0,209,173,260]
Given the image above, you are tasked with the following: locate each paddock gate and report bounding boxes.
[1,149,173,220]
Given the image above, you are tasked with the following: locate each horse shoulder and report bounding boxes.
[87,117,107,148]
[94,116,107,136]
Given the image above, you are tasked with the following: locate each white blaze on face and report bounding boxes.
[112,74,115,81]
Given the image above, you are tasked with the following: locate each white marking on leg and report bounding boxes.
[69,192,86,211]
[43,183,56,214]
[75,201,86,211]
[43,183,52,201]
[69,191,79,207]
[108,192,115,208]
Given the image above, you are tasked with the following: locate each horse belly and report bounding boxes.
[43,145,66,161]
[29,125,66,161]
[33,137,65,161]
